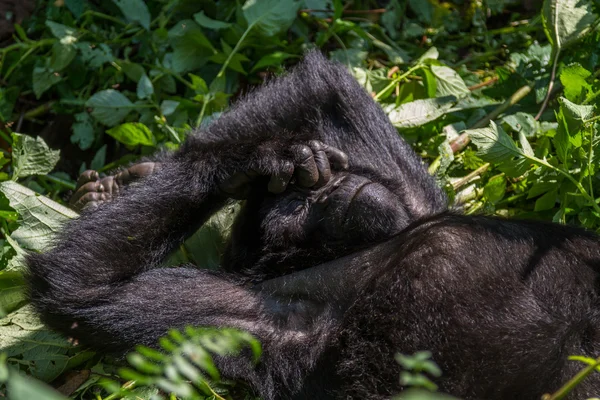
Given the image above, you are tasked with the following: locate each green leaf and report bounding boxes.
[49,42,77,71]
[112,0,151,29]
[106,123,156,147]
[542,0,597,51]
[45,21,76,40]
[0,272,26,316]
[430,65,470,98]
[466,121,531,177]
[483,175,506,204]
[189,74,208,94]
[251,52,297,72]
[560,63,591,102]
[534,189,558,211]
[0,305,90,382]
[168,20,215,73]
[193,11,232,30]
[502,112,536,137]
[384,96,456,129]
[90,145,107,171]
[32,67,61,99]
[121,62,145,82]
[0,181,77,253]
[70,112,95,150]
[559,96,594,128]
[76,42,114,68]
[242,0,302,37]
[11,133,60,179]
[86,89,134,127]
[137,74,154,100]
[417,47,439,64]
[160,100,180,116]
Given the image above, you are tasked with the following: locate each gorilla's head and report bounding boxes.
[222,171,408,280]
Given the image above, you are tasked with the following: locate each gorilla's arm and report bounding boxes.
[26,138,346,397]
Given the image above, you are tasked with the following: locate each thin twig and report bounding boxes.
[450,84,533,153]
[535,49,560,120]
[468,77,498,91]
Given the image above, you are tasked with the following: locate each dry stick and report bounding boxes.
[449,84,533,153]
[467,76,498,91]
[534,49,561,121]
[452,163,491,190]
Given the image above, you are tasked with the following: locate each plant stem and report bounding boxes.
[449,83,533,153]
[194,95,210,128]
[40,175,76,190]
[374,65,421,101]
[542,357,600,400]
[215,23,255,79]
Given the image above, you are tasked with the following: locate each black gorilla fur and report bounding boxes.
[27,53,600,399]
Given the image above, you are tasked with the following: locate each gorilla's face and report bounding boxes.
[259,172,408,250]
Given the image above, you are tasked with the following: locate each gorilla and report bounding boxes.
[26,52,600,399]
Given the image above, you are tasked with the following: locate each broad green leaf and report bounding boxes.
[209,52,248,74]
[431,65,470,98]
[121,62,145,82]
[86,89,134,127]
[501,112,536,137]
[11,133,60,179]
[0,305,91,382]
[49,42,76,71]
[76,42,113,68]
[417,47,439,64]
[193,11,232,30]
[483,175,506,204]
[90,145,107,171]
[468,121,521,164]
[5,370,68,400]
[137,74,154,100]
[251,52,297,72]
[107,122,156,147]
[112,0,151,29]
[160,100,180,116]
[534,189,558,211]
[559,96,594,127]
[408,0,433,24]
[465,121,530,177]
[32,67,61,99]
[542,0,597,50]
[0,181,77,253]
[560,63,591,102]
[189,74,208,94]
[242,0,302,36]
[45,21,76,40]
[70,112,95,151]
[384,96,456,129]
[518,131,534,157]
[168,20,215,73]
[0,272,26,316]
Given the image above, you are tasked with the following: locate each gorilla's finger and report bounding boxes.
[219,171,254,199]
[116,162,161,185]
[322,144,349,170]
[72,192,108,212]
[70,181,104,207]
[291,144,318,187]
[268,161,294,194]
[98,176,119,197]
[76,170,99,189]
[309,142,332,187]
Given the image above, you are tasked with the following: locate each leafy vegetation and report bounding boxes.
[1,0,600,398]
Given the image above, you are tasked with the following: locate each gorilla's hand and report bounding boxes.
[70,162,160,211]
[218,140,348,200]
